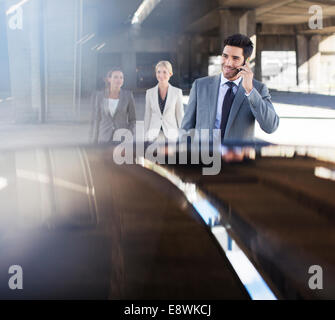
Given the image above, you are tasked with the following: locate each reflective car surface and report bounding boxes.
[1,142,335,299]
[0,144,250,299]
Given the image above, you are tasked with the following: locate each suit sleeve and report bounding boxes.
[128,91,136,134]
[181,80,197,130]
[247,83,279,134]
[175,88,184,128]
[144,90,152,137]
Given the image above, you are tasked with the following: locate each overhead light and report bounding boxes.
[131,0,161,25]
[91,42,106,51]
[77,33,95,45]
[6,0,29,15]
[96,42,106,51]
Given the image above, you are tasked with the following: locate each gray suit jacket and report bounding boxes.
[181,74,279,141]
[90,89,136,143]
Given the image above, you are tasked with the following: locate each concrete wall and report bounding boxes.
[6,0,40,122]
[5,0,82,123]
[44,0,79,121]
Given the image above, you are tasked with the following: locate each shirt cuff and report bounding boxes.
[245,88,254,97]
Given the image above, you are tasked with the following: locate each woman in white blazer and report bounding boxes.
[144,61,184,142]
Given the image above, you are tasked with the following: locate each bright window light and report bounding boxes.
[6,0,30,15]
[0,177,8,191]
[131,0,161,25]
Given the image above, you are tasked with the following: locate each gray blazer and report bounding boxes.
[90,89,136,143]
[181,74,279,141]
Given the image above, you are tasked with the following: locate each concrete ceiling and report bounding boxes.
[254,0,335,25]
[95,0,335,35]
[96,0,143,33]
[142,0,218,32]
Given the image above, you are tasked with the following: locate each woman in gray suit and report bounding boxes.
[91,68,136,143]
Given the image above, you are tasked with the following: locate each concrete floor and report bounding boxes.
[0,90,334,149]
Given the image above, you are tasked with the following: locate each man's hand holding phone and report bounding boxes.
[237,58,253,94]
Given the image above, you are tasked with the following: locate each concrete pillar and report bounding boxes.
[43,0,81,121]
[308,34,321,91]
[218,9,256,50]
[296,34,321,92]
[189,35,208,83]
[255,24,262,81]
[240,11,257,73]
[219,8,258,78]
[319,34,335,93]
[73,0,83,118]
[296,34,308,88]
[6,0,41,123]
[176,34,192,89]
[121,52,137,90]
[200,37,210,78]
[0,1,11,98]
[239,10,256,38]
[219,9,242,47]
[169,52,180,87]
[81,45,98,96]
[80,1,98,98]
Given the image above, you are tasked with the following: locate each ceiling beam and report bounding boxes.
[178,0,219,33]
[302,0,335,6]
[256,0,297,16]
[186,9,220,33]
[295,16,335,33]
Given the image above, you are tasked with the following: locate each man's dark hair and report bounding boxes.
[223,34,254,60]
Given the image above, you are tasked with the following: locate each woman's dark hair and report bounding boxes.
[223,34,254,60]
[105,67,123,79]
[104,67,124,96]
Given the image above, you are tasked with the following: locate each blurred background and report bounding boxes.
[0,0,335,147]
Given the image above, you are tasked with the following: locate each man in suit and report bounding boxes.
[181,33,279,142]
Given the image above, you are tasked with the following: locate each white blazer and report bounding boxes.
[144,84,184,141]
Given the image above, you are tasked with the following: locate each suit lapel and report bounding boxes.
[162,84,172,116]
[225,81,246,135]
[153,85,162,115]
[209,75,221,130]
[113,89,124,117]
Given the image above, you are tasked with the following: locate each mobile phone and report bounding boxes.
[237,63,245,73]
[238,58,249,72]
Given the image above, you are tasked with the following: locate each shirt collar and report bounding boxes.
[220,73,242,87]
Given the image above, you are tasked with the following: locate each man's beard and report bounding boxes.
[222,64,239,79]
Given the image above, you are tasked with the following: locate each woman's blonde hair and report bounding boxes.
[155,61,173,76]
